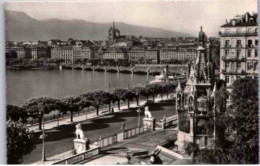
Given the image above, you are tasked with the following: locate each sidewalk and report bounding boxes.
[29,94,174,132]
[33,129,179,165]
[81,129,180,165]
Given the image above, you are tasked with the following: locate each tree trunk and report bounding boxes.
[96,106,99,116]
[161,93,163,100]
[146,96,149,102]
[109,103,111,113]
[118,100,120,110]
[38,117,42,130]
[127,100,130,109]
[153,94,155,102]
[136,97,139,106]
[167,92,169,99]
[70,110,73,122]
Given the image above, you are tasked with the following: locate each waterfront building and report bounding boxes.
[219,12,258,91]
[128,47,145,63]
[51,46,91,64]
[102,48,128,60]
[160,48,196,62]
[175,27,216,152]
[145,49,159,64]
[6,47,26,59]
[31,47,51,59]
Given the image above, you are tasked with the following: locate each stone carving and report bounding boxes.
[144,106,153,118]
[75,123,85,139]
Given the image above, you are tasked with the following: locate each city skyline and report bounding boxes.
[5,0,257,37]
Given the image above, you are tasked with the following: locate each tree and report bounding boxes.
[146,83,160,101]
[198,77,259,164]
[227,77,259,164]
[138,87,151,102]
[123,90,136,108]
[6,105,28,123]
[80,91,108,115]
[113,89,127,110]
[131,87,144,106]
[7,120,35,164]
[23,97,67,130]
[62,96,85,122]
[162,82,176,99]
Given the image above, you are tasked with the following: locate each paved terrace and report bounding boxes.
[24,95,176,164]
[34,129,191,165]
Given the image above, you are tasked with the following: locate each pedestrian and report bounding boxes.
[120,122,126,131]
[111,107,114,113]
[121,122,126,139]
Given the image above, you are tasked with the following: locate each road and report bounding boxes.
[22,99,176,164]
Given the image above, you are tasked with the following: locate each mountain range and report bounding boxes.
[5,10,191,41]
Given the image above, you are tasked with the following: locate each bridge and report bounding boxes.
[62,64,188,75]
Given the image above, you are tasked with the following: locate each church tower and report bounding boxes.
[108,20,121,43]
[175,27,216,153]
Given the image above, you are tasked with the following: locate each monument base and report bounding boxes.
[143,117,155,131]
[74,138,90,154]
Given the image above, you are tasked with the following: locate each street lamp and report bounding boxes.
[39,117,47,162]
[137,106,142,133]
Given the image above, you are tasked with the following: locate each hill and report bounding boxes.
[5,10,191,41]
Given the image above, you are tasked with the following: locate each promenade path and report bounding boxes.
[23,94,176,164]
[28,94,175,132]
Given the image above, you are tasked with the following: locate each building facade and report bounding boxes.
[145,49,159,63]
[219,12,258,89]
[102,49,128,60]
[51,46,91,64]
[160,48,196,62]
[128,47,145,63]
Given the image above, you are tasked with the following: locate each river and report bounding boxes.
[6,69,153,105]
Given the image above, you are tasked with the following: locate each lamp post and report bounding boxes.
[137,106,142,133]
[39,117,47,162]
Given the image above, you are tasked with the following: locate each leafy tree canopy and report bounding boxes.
[7,120,35,164]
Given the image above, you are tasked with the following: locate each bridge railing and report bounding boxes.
[52,146,100,165]
[155,115,178,130]
[98,126,148,148]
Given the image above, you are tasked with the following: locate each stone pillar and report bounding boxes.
[73,138,90,154]
[189,113,194,136]
[143,117,155,131]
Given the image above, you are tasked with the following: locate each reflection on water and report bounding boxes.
[6,70,153,105]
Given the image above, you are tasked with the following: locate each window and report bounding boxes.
[247,62,253,70]
[237,62,241,69]
[248,50,252,57]
[225,62,229,69]
[231,62,236,70]
[237,50,241,57]
[225,49,229,55]
[254,62,258,71]
[255,50,258,57]
[237,76,241,80]
[231,76,235,83]
[225,76,229,84]
[225,40,230,47]
[248,40,253,47]
[237,40,242,47]
[255,39,258,46]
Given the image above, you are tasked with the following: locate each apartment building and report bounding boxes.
[219,12,258,89]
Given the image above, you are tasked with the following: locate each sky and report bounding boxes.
[5,0,258,37]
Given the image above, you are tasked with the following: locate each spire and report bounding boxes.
[200,26,203,32]
[113,19,115,29]
[176,80,182,92]
[211,82,217,98]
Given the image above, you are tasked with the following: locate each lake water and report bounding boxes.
[6,69,153,105]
